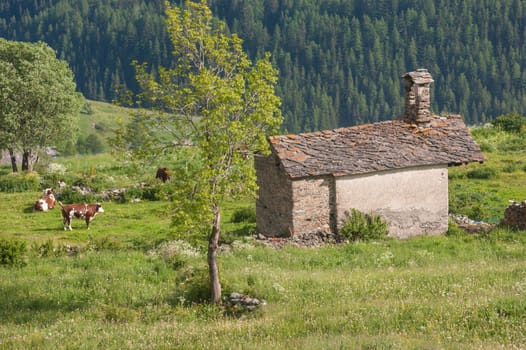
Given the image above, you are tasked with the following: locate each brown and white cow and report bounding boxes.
[58,201,105,230]
[34,188,57,211]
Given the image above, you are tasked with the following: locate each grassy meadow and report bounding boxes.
[1,107,526,349]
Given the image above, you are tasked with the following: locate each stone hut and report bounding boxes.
[255,69,486,238]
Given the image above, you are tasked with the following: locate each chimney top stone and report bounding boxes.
[402,68,434,125]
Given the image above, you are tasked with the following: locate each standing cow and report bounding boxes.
[58,201,105,230]
[156,167,171,183]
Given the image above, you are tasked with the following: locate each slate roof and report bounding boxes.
[268,114,486,179]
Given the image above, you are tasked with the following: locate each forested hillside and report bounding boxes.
[0,1,172,101]
[2,0,526,132]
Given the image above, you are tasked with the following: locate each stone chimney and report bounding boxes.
[402,68,434,125]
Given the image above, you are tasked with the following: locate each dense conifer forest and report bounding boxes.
[1,0,526,132]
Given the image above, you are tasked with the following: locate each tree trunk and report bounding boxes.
[8,148,18,173]
[21,149,33,172]
[208,204,222,304]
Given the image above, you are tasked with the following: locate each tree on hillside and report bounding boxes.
[113,0,282,303]
[0,38,83,172]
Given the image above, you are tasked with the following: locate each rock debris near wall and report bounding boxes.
[449,214,495,234]
[502,200,526,230]
[256,231,338,248]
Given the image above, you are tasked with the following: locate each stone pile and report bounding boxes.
[502,200,526,230]
[448,214,495,234]
[224,292,266,314]
[57,181,144,202]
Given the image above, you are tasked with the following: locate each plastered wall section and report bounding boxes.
[335,164,449,238]
[255,154,294,236]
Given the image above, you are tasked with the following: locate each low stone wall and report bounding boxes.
[502,200,526,230]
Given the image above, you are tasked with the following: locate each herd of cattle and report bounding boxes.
[34,188,105,230]
[33,167,171,230]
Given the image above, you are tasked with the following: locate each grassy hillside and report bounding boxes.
[449,127,526,222]
[79,100,132,137]
[54,99,133,155]
[0,110,525,348]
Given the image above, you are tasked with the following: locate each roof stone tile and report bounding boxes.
[268,115,486,179]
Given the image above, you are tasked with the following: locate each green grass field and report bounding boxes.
[0,107,525,349]
[1,225,525,349]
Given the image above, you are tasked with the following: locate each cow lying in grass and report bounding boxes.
[58,202,104,230]
[34,188,56,211]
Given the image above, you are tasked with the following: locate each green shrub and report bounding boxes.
[466,204,489,221]
[72,174,115,193]
[32,239,55,258]
[86,235,122,252]
[0,172,40,192]
[448,170,465,180]
[340,209,389,242]
[231,207,256,223]
[118,183,170,202]
[0,239,27,267]
[119,187,144,202]
[80,101,94,115]
[57,187,98,203]
[466,167,498,179]
[30,239,69,258]
[79,134,105,154]
[493,112,526,133]
[141,185,165,201]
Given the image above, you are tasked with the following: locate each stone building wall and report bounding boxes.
[334,164,449,238]
[256,156,451,238]
[255,154,293,236]
[290,176,334,235]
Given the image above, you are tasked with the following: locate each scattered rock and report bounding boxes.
[449,214,495,234]
[223,292,266,316]
[99,188,127,201]
[256,231,338,248]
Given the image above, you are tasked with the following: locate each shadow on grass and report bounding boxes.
[221,224,256,244]
[23,205,37,213]
[0,284,89,325]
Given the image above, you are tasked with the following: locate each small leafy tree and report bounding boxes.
[0,38,83,172]
[113,0,282,303]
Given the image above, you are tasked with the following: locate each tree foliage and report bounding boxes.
[113,0,282,303]
[0,38,83,172]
